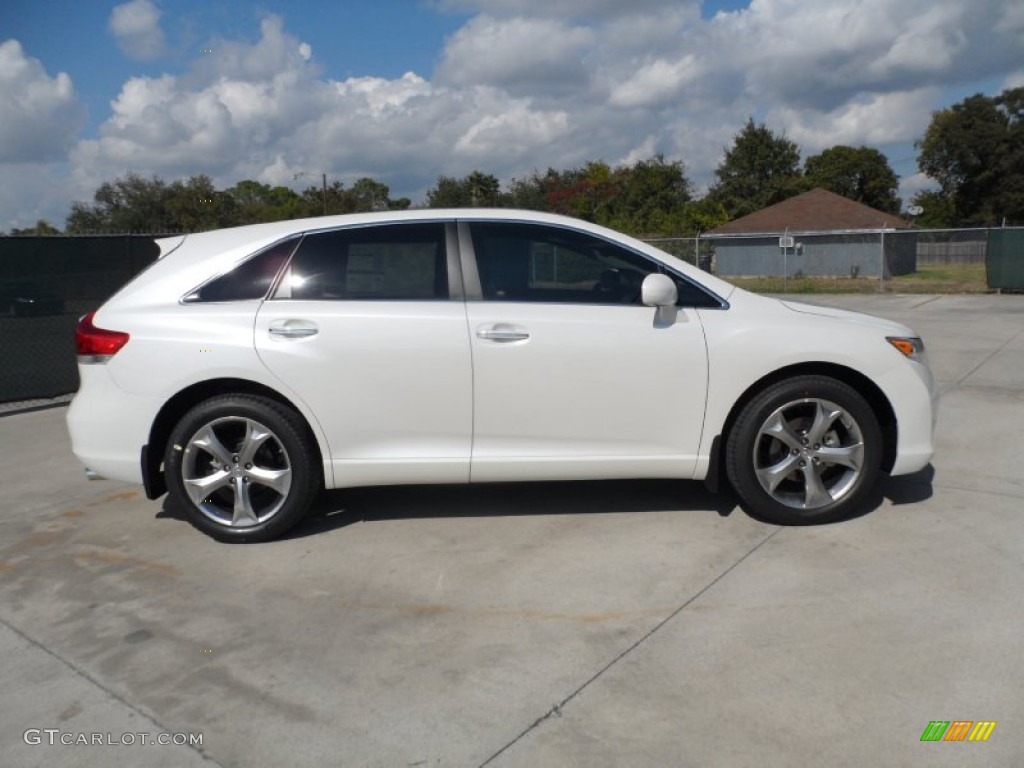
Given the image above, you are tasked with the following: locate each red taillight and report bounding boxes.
[76,311,130,362]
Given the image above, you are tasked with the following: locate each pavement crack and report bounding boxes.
[910,295,945,309]
[477,527,782,767]
[930,480,1024,501]
[941,327,1023,396]
[0,614,226,767]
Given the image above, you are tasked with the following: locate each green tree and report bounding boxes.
[508,169,562,211]
[66,173,173,232]
[299,180,341,216]
[425,176,465,207]
[907,189,956,228]
[708,119,803,219]
[916,87,1024,226]
[166,175,232,231]
[479,157,702,236]
[545,162,620,222]
[426,171,507,207]
[67,173,243,232]
[606,156,692,235]
[222,180,304,223]
[804,145,901,214]
[344,177,410,212]
[9,219,62,235]
[681,198,730,234]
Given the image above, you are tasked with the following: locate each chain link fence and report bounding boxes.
[1,227,1021,405]
[643,227,1021,290]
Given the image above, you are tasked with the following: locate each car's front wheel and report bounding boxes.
[725,375,882,525]
[164,395,320,542]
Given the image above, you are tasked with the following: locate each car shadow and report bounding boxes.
[286,479,740,540]
[880,464,935,506]
[156,465,935,540]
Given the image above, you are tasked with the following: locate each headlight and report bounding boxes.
[887,336,926,362]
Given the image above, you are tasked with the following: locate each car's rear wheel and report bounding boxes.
[725,375,882,525]
[164,395,320,542]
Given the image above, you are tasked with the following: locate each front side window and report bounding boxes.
[279,223,447,301]
[469,222,719,307]
[186,236,299,302]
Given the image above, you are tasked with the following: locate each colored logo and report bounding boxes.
[921,721,996,742]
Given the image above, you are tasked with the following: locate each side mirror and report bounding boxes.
[641,273,677,307]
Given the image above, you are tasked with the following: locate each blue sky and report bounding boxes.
[2,0,750,138]
[2,1,471,135]
[0,0,1021,230]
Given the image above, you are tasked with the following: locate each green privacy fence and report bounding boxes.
[0,235,160,403]
[987,229,1024,290]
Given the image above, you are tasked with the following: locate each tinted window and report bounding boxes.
[282,223,447,301]
[188,237,298,302]
[470,222,720,307]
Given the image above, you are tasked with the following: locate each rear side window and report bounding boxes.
[186,237,298,302]
[278,223,447,301]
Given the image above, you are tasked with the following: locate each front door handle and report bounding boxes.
[268,322,318,339]
[476,326,529,342]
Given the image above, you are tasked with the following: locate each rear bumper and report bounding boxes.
[66,365,160,485]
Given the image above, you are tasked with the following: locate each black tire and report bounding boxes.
[164,394,320,542]
[725,375,882,525]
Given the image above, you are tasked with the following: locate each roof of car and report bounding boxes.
[156,209,610,254]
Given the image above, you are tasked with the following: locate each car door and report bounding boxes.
[462,220,712,483]
[254,221,473,488]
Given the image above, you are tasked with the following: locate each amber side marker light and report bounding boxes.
[887,336,924,360]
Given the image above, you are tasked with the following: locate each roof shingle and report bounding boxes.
[707,188,912,235]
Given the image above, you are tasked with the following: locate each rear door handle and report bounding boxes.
[268,321,318,339]
[476,326,529,342]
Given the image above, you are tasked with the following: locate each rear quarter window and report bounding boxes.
[185,237,299,302]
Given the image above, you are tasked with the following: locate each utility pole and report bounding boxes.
[879,221,886,292]
[294,171,328,215]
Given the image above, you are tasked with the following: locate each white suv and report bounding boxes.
[67,210,936,542]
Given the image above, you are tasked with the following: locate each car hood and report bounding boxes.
[778,298,915,336]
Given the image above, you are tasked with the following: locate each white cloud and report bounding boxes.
[0,40,86,163]
[109,0,167,62]
[768,89,942,153]
[610,55,702,108]
[455,101,570,157]
[5,0,1024,231]
[71,18,583,201]
[898,171,936,202]
[434,0,685,18]
[436,16,594,96]
[190,16,304,84]
[0,163,73,231]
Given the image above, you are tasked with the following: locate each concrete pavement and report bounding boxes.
[1,294,1021,767]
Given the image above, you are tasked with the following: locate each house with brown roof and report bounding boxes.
[705,187,916,278]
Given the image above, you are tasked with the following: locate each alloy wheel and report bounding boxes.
[752,397,865,510]
[182,416,293,528]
